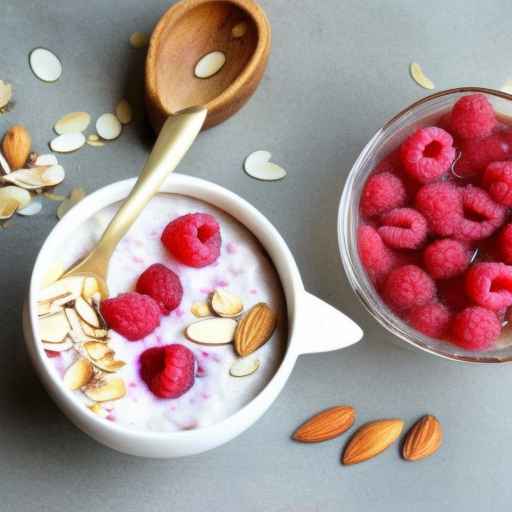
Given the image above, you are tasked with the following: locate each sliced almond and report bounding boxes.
[86,138,105,147]
[84,377,126,402]
[410,62,435,90]
[49,292,75,309]
[88,403,108,417]
[35,153,58,167]
[234,303,277,356]
[64,307,84,333]
[211,289,243,317]
[0,198,18,220]
[37,301,52,316]
[115,99,133,124]
[54,112,91,135]
[129,31,148,49]
[43,192,66,201]
[80,320,108,340]
[191,301,212,318]
[96,113,122,140]
[29,48,62,82]
[342,419,404,465]
[39,281,69,302]
[17,200,42,216]
[92,357,126,373]
[0,152,11,175]
[50,133,86,153]
[0,186,31,209]
[74,296,100,328]
[229,357,260,377]
[82,277,99,302]
[402,415,443,461]
[42,338,73,352]
[244,150,270,171]
[186,317,237,345]
[3,165,65,189]
[83,341,112,360]
[0,80,12,109]
[64,358,94,390]
[39,311,70,343]
[194,51,226,78]
[245,160,287,181]
[293,406,356,443]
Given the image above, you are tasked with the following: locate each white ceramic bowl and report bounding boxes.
[24,174,363,458]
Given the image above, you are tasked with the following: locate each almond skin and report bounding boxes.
[342,418,404,465]
[234,303,277,356]
[293,406,356,443]
[402,415,442,461]
[2,125,31,170]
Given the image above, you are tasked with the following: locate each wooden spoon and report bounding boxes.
[145,0,271,131]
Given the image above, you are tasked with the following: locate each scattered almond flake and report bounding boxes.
[41,262,64,288]
[57,187,86,219]
[54,111,91,135]
[83,341,113,360]
[17,199,42,216]
[29,48,62,83]
[191,301,212,318]
[0,80,12,109]
[0,198,18,220]
[0,186,32,209]
[40,275,83,301]
[194,51,226,79]
[35,153,58,167]
[39,311,69,343]
[96,113,122,141]
[88,403,108,417]
[186,317,237,345]
[3,165,65,189]
[82,277,99,302]
[244,150,271,170]
[88,134,100,142]
[86,138,105,147]
[50,132,86,153]
[244,157,287,181]
[81,320,108,340]
[42,338,73,352]
[43,192,66,201]
[409,62,435,90]
[74,296,100,328]
[115,99,133,124]
[211,289,243,317]
[0,152,12,175]
[92,357,126,373]
[229,357,260,377]
[129,31,149,49]
[232,22,248,38]
[84,377,126,402]
[64,358,94,390]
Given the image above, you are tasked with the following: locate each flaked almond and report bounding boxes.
[3,165,65,189]
[191,301,212,318]
[115,99,133,124]
[0,186,31,209]
[2,125,31,170]
[0,151,11,175]
[402,415,442,461]
[92,356,126,373]
[80,320,108,340]
[82,277,99,303]
[29,48,62,82]
[88,403,108,417]
[40,276,83,302]
[83,341,112,360]
[63,358,94,390]
[229,357,260,377]
[0,80,12,109]
[96,113,122,140]
[39,311,70,343]
[74,296,100,328]
[50,132,86,153]
[84,377,126,402]
[186,317,237,345]
[194,51,226,78]
[0,198,17,220]
[410,62,435,90]
[42,338,73,352]
[293,406,356,443]
[342,419,404,465]
[54,111,91,135]
[211,289,243,317]
[35,153,58,167]
[234,303,277,356]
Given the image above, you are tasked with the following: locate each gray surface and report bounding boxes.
[1,0,511,510]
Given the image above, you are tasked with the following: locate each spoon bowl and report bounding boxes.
[145,0,271,131]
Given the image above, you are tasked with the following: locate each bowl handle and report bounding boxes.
[294,292,363,355]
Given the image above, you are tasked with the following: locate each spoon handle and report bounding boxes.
[92,106,207,266]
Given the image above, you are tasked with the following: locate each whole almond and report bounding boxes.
[292,406,356,443]
[342,418,404,465]
[234,303,277,356]
[402,415,442,461]
[2,125,32,170]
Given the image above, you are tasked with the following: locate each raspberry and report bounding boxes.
[465,262,512,311]
[360,172,407,217]
[407,303,451,338]
[415,182,463,237]
[378,208,427,249]
[450,93,497,140]
[451,306,500,351]
[382,264,436,311]
[400,127,456,183]
[161,213,221,268]
[454,132,511,177]
[140,344,195,399]
[358,225,396,286]
[136,263,183,315]
[100,292,161,341]
[498,224,512,264]
[455,185,506,241]
[423,239,470,279]
[483,161,512,206]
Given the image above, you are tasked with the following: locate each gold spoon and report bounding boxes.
[62,105,207,298]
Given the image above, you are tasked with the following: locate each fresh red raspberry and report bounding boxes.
[465,262,512,311]
[100,292,161,341]
[498,224,512,264]
[400,127,456,183]
[360,172,407,217]
[455,185,506,241]
[358,225,397,287]
[45,350,60,358]
[423,239,470,279]
[454,132,511,177]
[407,303,451,338]
[136,263,183,315]
[161,213,221,268]
[450,94,497,140]
[483,161,512,206]
[378,208,427,249]
[140,344,195,399]
[451,306,500,351]
[382,264,436,311]
[415,182,463,237]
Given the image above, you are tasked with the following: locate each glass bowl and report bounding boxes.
[338,87,512,364]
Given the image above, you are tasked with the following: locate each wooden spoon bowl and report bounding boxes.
[145,0,271,131]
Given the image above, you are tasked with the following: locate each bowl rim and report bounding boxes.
[145,0,271,120]
[27,173,304,443]
[338,86,512,364]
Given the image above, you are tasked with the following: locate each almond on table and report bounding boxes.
[292,406,356,443]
